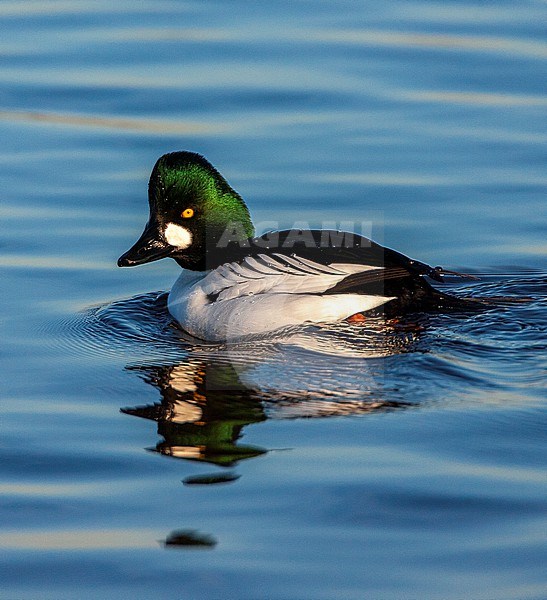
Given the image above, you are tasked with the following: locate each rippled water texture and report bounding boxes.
[1,2,546,599]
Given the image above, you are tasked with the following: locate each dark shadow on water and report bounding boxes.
[183,472,241,485]
[163,529,217,549]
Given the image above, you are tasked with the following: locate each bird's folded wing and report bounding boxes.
[200,253,393,301]
[323,265,412,294]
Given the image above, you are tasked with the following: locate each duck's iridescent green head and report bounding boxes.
[118,152,254,270]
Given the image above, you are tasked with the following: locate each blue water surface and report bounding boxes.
[1,2,546,599]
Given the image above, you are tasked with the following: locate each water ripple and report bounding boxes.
[53,270,547,414]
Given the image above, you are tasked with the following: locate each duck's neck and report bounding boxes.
[175,226,253,271]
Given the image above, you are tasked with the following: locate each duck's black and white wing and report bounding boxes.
[200,252,394,302]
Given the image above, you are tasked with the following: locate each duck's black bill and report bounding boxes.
[118,223,173,267]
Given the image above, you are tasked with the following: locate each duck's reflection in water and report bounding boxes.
[121,323,418,548]
[122,360,268,466]
[121,319,418,468]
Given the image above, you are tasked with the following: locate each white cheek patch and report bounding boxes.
[164,223,193,249]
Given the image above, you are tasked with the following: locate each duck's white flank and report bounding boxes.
[168,253,395,341]
[164,223,193,249]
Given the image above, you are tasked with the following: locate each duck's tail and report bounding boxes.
[419,264,486,312]
[426,266,481,282]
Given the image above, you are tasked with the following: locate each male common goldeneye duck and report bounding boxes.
[118,151,472,341]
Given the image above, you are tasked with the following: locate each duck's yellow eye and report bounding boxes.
[181,208,194,219]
